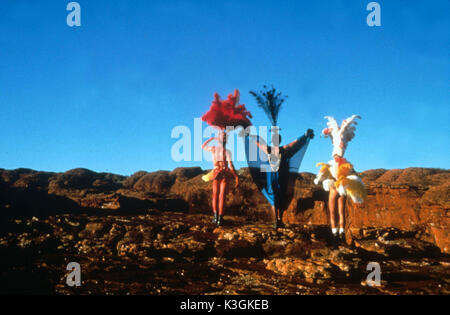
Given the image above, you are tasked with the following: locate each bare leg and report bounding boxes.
[271,206,277,222]
[212,180,219,214]
[328,187,338,230]
[218,179,227,216]
[271,204,284,228]
[338,195,346,229]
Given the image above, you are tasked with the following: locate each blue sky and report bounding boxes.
[0,0,448,175]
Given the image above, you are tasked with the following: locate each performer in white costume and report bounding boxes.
[314,115,366,244]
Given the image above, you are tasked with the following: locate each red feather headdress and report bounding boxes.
[202,90,252,130]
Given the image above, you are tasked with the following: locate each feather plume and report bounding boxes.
[249,85,286,126]
[202,89,253,130]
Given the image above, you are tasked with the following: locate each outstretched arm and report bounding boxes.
[251,135,269,155]
[283,129,314,157]
[256,142,269,155]
[201,137,216,152]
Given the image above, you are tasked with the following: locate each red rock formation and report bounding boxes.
[0,167,448,253]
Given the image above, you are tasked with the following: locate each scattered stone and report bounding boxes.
[0,209,448,295]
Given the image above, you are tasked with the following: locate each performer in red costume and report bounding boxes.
[202,132,238,226]
[201,90,252,226]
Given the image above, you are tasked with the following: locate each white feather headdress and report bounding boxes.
[322,115,361,157]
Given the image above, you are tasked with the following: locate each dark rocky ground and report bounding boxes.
[0,167,448,295]
[1,212,448,295]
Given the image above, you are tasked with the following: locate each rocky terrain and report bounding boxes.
[0,167,448,294]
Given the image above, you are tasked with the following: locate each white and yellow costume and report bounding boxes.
[314,115,367,204]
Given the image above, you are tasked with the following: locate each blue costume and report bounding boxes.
[245,134,311,211]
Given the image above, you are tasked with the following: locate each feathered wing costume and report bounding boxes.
[245,133,311,210]
[314,115,367,203]
[245,86,311,210]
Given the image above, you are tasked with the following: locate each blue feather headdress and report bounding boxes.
[249,85,287,127]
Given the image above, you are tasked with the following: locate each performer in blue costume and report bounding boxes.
[245,86,315,228]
